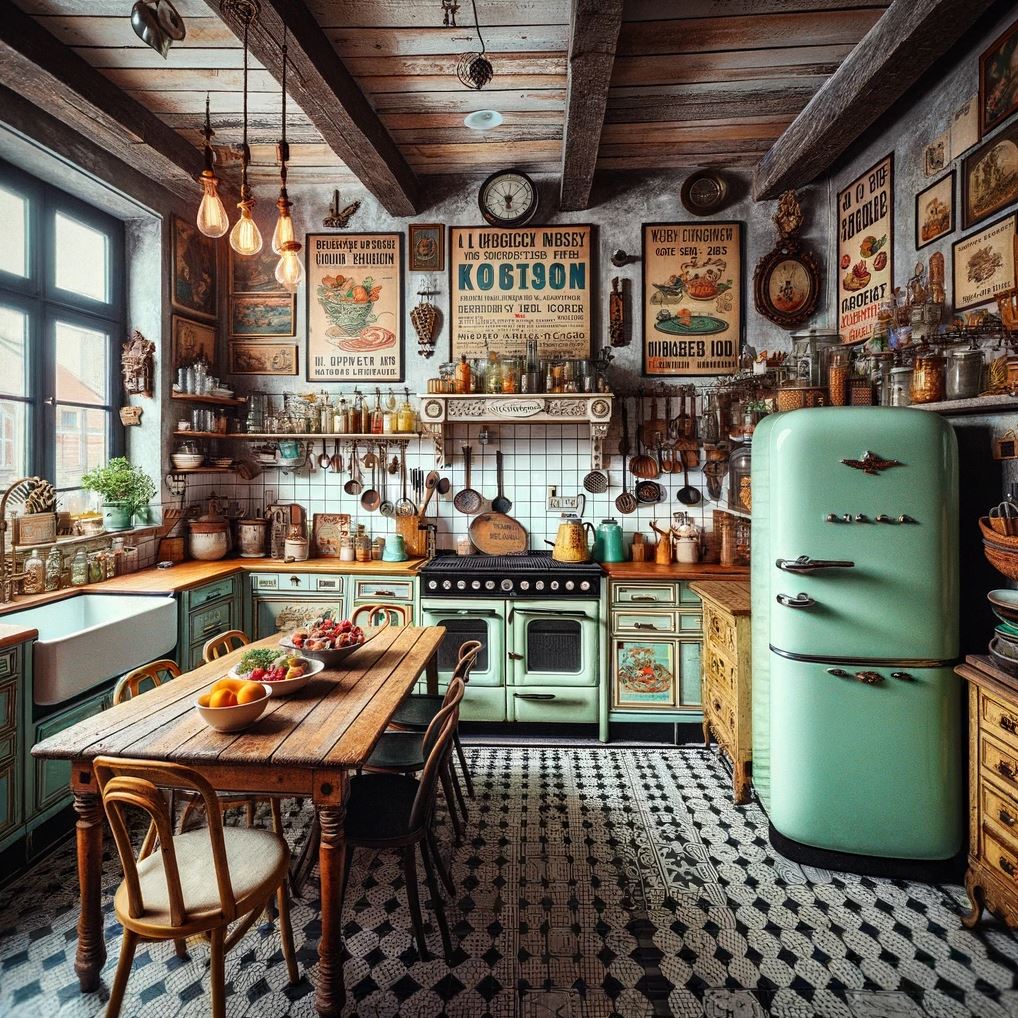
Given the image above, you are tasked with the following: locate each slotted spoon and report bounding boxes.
[454,446,482,515]
[615,400,637,515]
[395,444,415,516]
[379,459,395,517]
[583,469,608,494]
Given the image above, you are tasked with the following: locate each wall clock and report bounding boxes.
[680,170,729,216]
[478,169,539,227]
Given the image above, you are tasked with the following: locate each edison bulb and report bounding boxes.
[275,241,304,291]
[196,175,228,238]
[229,202,262,256]
[271,208,295,255]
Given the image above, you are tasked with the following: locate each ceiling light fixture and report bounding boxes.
[464,109,502,131]
[456,0,493,90]
[195,94,229,238]
[272,24,303,291]
[225,0,263,257]
[131,0,186,58]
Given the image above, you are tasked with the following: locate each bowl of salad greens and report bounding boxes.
[228,647,323,696]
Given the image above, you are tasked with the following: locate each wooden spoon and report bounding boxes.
[419,470,440,515]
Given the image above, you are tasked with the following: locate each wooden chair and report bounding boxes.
[202,629,250,663]
[340,679,464,961]
[93,756,299,1018]
[350,602,412,629]
[113,659,180,706]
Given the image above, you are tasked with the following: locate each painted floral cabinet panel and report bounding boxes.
[612,638,702,710]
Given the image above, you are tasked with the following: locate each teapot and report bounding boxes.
[592,518,625,563]
[547,514,595,563]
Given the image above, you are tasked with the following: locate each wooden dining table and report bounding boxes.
[31,623,445,1018]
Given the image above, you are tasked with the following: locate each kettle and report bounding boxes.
[547,514,595,563]
[593,518,624,563]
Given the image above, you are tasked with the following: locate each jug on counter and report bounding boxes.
[592,518,624,563]
[547,514,595,563]
[672,511,701,564]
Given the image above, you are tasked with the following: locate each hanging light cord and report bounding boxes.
[471,0,485,54]
[280,23,288,188]
[241,7,250,193]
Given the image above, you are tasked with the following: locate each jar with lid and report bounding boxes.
[888,366,912,406]
[727,446,752,514]
[87,552,103,584]
[827,348,851,406]
[910,348,946,404]
[71,548,88,586]
[485,351,502,393]
[396,394,416,433]
[945,346,984,400]
[454,354,472,394]
[284,524,309,562]
[339,533,355,562]
[355,524,372,563]
[45,547,62,591]
[22,548,44,594]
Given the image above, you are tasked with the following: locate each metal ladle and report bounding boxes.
[318,438,331,470]
[360,454,380,511]
[677,460,701,505]
[344,442,363,495]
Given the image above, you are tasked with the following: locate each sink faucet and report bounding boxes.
[0,477,36,604]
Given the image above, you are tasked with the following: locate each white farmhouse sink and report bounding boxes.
[7,594,178,705]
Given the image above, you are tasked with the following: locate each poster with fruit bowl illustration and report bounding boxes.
[614,641,676,707]
[837,153,893,344]
[306,233,404,383]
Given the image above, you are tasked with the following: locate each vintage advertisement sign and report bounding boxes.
[837,154,894,344]
[448,225,593,361]
[642,221,742,376]
[951,212,1017,311]
[305,233,404,382]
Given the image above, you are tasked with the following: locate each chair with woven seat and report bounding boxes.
[93,756,299,1018]
[113,659,180,705]
[340,678,464,961]
[202,629,250,663]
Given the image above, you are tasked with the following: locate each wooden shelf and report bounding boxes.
[171,392,247,407]
[172,431,421,441]
[911,394,1018,417]
[168,466,238,474]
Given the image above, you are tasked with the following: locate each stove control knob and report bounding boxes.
[825,514,839,523]
[520,580,530,590]
[841,514,853,524]
[500,578,513,592]
[550,580,560,591]
[442,580,452,590]
[565,580,575,590]
[427,580,437,590]
[854,514,870,523]
[580,581,591,591]
[535,580,545,590]
[471,580,481,590]
[456,580,466,589]
[898,514,918,525]
[484,580,495,590]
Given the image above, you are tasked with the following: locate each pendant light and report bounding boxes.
[227,0,262,257]
[196,94,229,237]
[272,23,304,291]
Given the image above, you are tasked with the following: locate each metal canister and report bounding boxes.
[945,346,984,400]
[888,366,912,406]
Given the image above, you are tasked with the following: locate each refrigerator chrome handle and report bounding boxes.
[775,592,816,609]
[775,556,854,573]
[513,692,555,700]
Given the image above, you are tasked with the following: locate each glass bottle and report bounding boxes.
[87,552,103,584]
[335,397,350,434]
[485,351,502,393]
[71,548,88,586]
[45,547,62,591]
[351,392,365,434]
[827,349,850,406]
[23,548,44,595]
[910,348,946,404]
[371,390,384,434]
[454,354,472,394]
[397,395,416,434]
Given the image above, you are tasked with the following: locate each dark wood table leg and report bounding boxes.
[315,793,348,1017]
[73,785,107,992]
[425,652,439,696]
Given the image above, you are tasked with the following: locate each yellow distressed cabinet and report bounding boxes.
[690,581,752,804]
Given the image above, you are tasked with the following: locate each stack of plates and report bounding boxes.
[988,589,1018,675]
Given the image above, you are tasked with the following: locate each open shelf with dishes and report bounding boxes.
[171,431,421,441]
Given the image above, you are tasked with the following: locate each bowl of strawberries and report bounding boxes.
[279,615,370,667]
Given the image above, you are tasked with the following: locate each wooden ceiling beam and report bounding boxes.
[0,1,206,204]
[753,0,999,200]
[206,0,421,216]
[559,0,623,212]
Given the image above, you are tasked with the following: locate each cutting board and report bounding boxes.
[468,512,528,555]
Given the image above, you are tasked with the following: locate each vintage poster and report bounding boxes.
[951,95,980,158]
[228,342,298,375]
[962,120,1018,229]
[229,293,296,337]
[305,233,404,383]
[171,216,216,319]
[449,225,593,361]
[642,221,742,376]
[837,154,893,345]
[951,212,1016,311]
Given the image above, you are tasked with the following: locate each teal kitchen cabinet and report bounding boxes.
[350,576,417,628]
[248,573,346,640]
[178,574,241,668]
[0,643,25,855]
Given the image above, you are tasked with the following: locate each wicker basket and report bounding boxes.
[983,537,1018,580]
[979,516,1018,545]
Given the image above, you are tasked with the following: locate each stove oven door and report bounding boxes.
[420,599,506,721]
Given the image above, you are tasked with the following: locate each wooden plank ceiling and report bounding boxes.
[13,0,888,195]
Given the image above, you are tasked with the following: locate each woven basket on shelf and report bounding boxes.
[983,537,1018,580]
[979,516,1018,546]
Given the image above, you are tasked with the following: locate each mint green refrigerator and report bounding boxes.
[752,407,963,866]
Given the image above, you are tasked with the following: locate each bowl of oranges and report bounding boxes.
[195,677,271,732]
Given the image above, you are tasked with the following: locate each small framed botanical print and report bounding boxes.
[951,212,1017,311]
[962,120,1018,229]
[915,171,954,250]
[408,223,444,272]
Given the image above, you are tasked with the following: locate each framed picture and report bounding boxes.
[752,240,821,328]
[305,232,404,383]
[170,314,216,368]
[837,153,893,345]
[915,172,955,250]
[980,16,1018,138]
[961,120,1018,230]
[642,221,742,376]
[229,292,296,337]
[311,513,350,557]
[923,132,949,177]
[228,342,299,375]
[951,95,980,159]
[613,640,676,708]
[951,211,1017,311]
[171,215,216,318]
[230,244,286,294]
[449,224,594,362]
[408,223,444,272]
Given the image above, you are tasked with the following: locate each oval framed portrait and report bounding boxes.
[753,241,821,328]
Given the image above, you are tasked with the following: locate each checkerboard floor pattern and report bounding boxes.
[1,747,1017,1018]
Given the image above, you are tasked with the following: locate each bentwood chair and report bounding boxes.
[93,757,299,1018]
[350,602,412,629]
[113,659,181,705]
[202,629,250,663]
[340,679,464,961]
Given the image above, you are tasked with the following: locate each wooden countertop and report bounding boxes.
[689,580,751,615]
[0,621,37,650]
[601,561,750,580]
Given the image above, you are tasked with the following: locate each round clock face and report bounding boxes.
[478,170,538,227]
[680,170,728,216]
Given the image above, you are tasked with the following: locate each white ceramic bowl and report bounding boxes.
[195,684,271,732]
[228,656,324,696]
[171,453,204,469]
[278,636,366,668]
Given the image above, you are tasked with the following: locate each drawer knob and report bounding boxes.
[372,589,395,597]
[631,595,657,603]
[999,807,1016,828]
[997,760,1016,781]
[633,623,662,631]
[290,576,301,586]
[1001,715,1018,736]
[1001,856,1017,879]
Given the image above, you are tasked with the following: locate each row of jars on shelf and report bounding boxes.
[21,540,131,594]
[429,344,604,395]
[245,390,419,435]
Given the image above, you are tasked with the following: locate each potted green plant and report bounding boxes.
[80,457,156,532]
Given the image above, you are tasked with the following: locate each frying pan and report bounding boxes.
[454,446,482,515]
[491,450,512,514]
[636,479,663,504]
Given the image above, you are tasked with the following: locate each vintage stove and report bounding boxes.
[420,551,602,599]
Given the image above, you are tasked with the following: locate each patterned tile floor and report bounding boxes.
[1,747,1017,1018]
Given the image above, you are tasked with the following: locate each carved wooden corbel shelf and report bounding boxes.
[418,393,614,469]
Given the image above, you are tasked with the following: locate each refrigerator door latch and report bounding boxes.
[891,670,916,682]
[775,556,855,573]
[855,671,884,685]
[775,591,816,608]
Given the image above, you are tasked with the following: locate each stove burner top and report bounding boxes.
[421,551,602,598]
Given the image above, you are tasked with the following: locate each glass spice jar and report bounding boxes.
[910,348,946,404]
[888,366,912,406]
[945,346,984,400]
[827,349,850,406]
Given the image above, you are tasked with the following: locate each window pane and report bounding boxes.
[55,321,108,404]
[55,405,107,489]
[0,188,28,278]
[54,212,108,301]
[0,398,28,488]
[0,306,27,396]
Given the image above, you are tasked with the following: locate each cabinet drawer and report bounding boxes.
[0,757,18,837]
[251,573,321,592]
[982,690,1018,757]
[0,646,19,679]
[982,781,1018,847]
[982,733,1018,798]
[354,578,414,602]
[981,827,1018,895]
[0,677,16,733]
[0,731,15,762]
[703,604,739,657]
[33,692,109,815]
[189,577,236,609]
[613,610,678,636]
[613,583,676,606]
[705,643,738,702]
[314,575,344,594]
[705,687,737,750]
[677,582,701,606]
[189,599,235,644]
[509,685,597,724]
